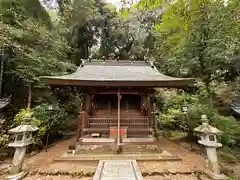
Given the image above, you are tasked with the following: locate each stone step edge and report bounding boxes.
[54,154,182,162]
[28,169,205,177]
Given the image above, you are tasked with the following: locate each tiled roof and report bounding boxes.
[0,97,10,110]
[43,60,195,87]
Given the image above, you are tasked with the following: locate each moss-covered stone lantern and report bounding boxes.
[7,113,38,179]
[194,114,228,180]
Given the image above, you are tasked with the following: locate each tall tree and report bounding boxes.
[0,0,73,108]
[153,0,240,103]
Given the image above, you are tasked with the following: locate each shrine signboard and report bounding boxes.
[110,126,127,139]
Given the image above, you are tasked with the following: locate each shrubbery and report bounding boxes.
[0,133,9,150]
[13,105,66,147]
[156,88,240,162]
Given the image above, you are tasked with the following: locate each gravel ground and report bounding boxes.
[23,175,91,180]
[15,174,210,180]
[145,174,210,180]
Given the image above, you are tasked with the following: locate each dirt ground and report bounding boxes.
[1,136,238,179]
[22,137,207,175]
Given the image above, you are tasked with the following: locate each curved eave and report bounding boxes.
[44,78,196,88]
[232,106,240,116]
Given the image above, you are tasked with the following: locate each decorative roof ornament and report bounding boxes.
[80,60,85,67]
[130,56,135,64]
[144,56,148,63]
[22,111,32,123]
[149,61,155,69]
[0,95,11,110]
[87,55,92,62]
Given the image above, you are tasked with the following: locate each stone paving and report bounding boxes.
[93,160,143,180]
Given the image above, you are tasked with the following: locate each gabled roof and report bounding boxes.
[0,96,11,110]
[43,60,195,87]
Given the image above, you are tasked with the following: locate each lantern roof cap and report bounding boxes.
[194,123,221,134]
[9,125,38,133]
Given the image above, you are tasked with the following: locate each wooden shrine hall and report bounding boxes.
[44,60,195,144]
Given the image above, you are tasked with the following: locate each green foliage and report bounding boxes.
[158,89,240,150]
[218,146,240,164]
[13,108,45,145]
[13,105,67,147]
[153,0,240,86]
[157,89,201,131]
[0,133,9,150]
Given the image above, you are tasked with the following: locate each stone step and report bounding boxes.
[54,153,181,162]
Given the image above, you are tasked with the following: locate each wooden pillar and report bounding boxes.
[117,89,121,145]
[83,93,91,132]
[76,114,81,142]
[147,94,152,131]
[85,93,91,115]
[80,111,87,137]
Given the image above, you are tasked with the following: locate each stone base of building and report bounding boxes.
[205,171,228,180]
[6,171,28,180]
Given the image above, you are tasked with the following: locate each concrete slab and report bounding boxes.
[93,160,143,180]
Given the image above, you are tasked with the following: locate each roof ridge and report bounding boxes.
[79,59,153,67]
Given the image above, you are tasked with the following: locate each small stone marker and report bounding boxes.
[93,160,143,180]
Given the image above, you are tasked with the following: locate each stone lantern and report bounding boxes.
[7,115,38,179]
[194,115,228,180]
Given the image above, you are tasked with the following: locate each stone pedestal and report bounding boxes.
[10,147,27,174]
[206,147,220,174]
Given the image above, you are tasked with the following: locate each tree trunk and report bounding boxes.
[45,131,49,152]
[205,81,212,108]
[0,58,3,98]
[27,84,32,109]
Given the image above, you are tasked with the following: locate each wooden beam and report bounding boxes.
[47,79,195,88]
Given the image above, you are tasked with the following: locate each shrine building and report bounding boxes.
[43,60,195,145]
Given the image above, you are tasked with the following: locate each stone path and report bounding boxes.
[93,160,143,180]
